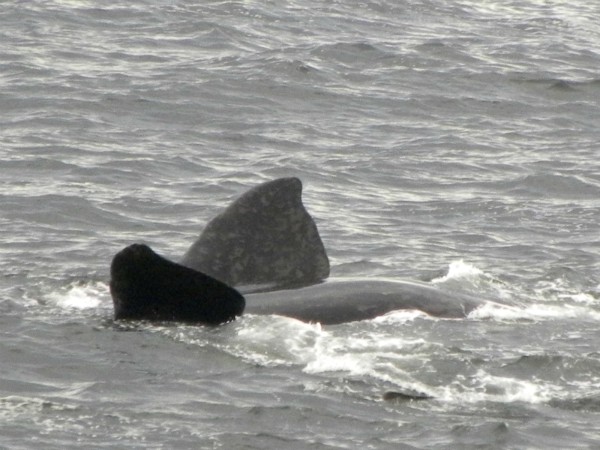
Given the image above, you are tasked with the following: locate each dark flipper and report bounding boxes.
[110,243,245,325]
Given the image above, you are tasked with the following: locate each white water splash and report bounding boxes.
[431,260,484,284]
[223,315,438,389]
[469,301,600,322]
[437,370,559,405]
[47,282,107,310]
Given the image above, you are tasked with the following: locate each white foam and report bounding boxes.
[371,309,429,324]
[227,315,433,385]
[304,341,374,375]
[571,292,596,305]
[231,315,325,366]
[47,282,107,310]
[432,260,484,283]
[302,333,433,385]
[0,395,80,421]
[431,259,517,302]
[469,301,600,322]
[438,370,558,404]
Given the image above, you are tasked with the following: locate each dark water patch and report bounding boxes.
[549,79,577,91]
[549,395,600,413]
[0,193,130,232]
[383,390,433,402]
[499,354,565,377]
[253,57,326,84]
[450,421,512,448]
[507,173,600,200]
[0,299,27,315]
[537,266,598,289]
[312,41,391,68]
[516,77,600,89]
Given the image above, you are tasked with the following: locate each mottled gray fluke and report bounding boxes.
[181,177,330,291]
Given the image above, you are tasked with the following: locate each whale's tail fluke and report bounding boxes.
[181,177,330,292]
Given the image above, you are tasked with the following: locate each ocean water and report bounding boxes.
[1,0,600,448]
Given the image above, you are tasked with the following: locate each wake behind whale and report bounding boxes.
[109,177,487,325]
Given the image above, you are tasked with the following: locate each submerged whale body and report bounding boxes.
[109,177,486,325]
[181,177,329,291]
[245,279,479,324]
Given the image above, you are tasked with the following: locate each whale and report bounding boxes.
[245,279,479,324]
[181,177,329,292]
[110,243,244,325]
[109,243,480,325]
[109,177,487,325]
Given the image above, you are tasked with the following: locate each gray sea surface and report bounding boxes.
[1,0,600,448]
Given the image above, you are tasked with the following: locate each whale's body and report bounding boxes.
[109,177,487,325]
[245,279,479,324]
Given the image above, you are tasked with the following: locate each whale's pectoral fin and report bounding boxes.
[181,177,330,292]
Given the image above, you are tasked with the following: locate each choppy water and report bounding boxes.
[2,0,600,448]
